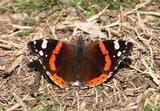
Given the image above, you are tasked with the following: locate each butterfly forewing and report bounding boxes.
[102,40,133,73]
[27,39,60,71]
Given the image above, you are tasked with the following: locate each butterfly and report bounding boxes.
[27,38,133,89]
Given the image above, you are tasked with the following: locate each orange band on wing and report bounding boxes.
[49,55,56,70]
[48,73,68,88]
[99,41,112,71]
[49,41,62,71]
[104,55,111,71]
[99,41,108,55]
[85,73,110,87]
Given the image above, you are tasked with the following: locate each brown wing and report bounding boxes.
[81,40,133,87]
[27,39,76,88]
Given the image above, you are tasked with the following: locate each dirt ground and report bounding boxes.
[0,0,160,111]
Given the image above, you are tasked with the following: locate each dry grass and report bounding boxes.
[0,0,160,111]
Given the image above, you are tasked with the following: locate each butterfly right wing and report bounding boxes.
[81,40,133,87]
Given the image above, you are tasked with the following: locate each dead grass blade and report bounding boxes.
[0,39,23,49]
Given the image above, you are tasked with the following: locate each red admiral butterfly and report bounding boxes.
[27,38,133,88]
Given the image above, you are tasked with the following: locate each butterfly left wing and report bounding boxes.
[81,40,133,87]
[27,39,76,88]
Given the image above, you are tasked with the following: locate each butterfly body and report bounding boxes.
[27,38,133,88]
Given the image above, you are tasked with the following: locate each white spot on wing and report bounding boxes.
[117,56,125,65]
[114,66,118,70]
[39,50,44,56]
[123,50,126,53]
[45,55,48,57]
[33,41,36,45]
[41,39,48,49]
[117,51,122,57]
[125,41,128,45]
[43,66,46,69]
[39,60,42,64]
[35,49,38,52]
[118,60,122,65]
[114,40,120,50]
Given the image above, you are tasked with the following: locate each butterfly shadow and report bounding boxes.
[27,60,58,96]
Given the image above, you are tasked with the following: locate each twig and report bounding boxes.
[75,91,80,111]
[87,6,109,22]
[139,11,160,17]
[56,24,74,30]
[6,93,29,111]
[94,88,98,104]
[47,86,62,105]
[119,103,138,111]
[124,0,151,16]
[129,64,146,74]
[101,0,151,30]
[123,30,145,49]
[0,66,5,71]
[12,93,28,111]
[13,46,27,56]
[12,24,32,30]
[0,0,10,6]
[100,20,120,30]
[45,19,56,38]
[154,55,160,60]
[0,79,7,89]
[6,55,24,75]
[0,30,24,39]
[149,46,154,68]
[0,39,22,49]
[136,11,145,28]
[0,43,12,49]
[121,24,149,48]
[141,57,159,85]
